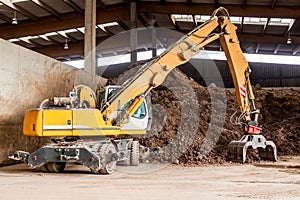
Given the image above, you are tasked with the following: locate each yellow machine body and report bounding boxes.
[23,109,145,137]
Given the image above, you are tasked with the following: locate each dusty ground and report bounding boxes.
[0,156,299,200]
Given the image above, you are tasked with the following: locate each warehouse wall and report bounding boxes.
[0,38,106,165]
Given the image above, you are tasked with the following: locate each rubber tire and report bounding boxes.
[46,162,66,173]
[99,143,117,175]
[130,141,139,166]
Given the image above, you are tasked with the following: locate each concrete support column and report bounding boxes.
[130,1,137,66]
[84,0,96,77]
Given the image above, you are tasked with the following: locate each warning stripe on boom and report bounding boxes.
[239,84,246,98]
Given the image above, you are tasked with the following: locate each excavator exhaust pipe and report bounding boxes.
[228,135,277,163]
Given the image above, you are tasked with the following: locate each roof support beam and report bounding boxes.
[169,14,179,30]
[262,18,270,36]
[293,45,300,56]
[274,44,281,54]
[137,13,147,27]
[255,43,260,53]
[97,25,113,36]
[38,35,61,45]
[214,0,219,8]
[96,0,106,9]
[118,21,129,30]
[160,0,166,6]
[271,0,277,8]
[31,0,60,18]
[57,31,78,43]
[137,3,300,18]
[0,13,12,23]
[26,33,300,58]
[242,0,247,9]
[34,40,85,58]
[63,0,82,13]
[240,17,244,33]
[1,0,38,21]
[284,19,296,37]
[0,5,129,39]
[192,15,197,27]
[239,33,300,44]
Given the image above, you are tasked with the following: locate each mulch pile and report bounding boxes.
[111,68,300,165]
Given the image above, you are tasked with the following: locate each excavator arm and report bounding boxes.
[101,7,277,163]
[103,8,256,129]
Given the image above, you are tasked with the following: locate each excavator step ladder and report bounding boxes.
[228,135,277,163]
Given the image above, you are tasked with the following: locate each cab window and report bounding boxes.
[132,102,146,119]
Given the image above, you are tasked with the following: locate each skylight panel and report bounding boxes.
[269,18,294,26]
[8,38,19,42]
[194,15,210,23]
[171,14,193,22]
[77,27,85,34]
[45,32,57,36]
[102,22,118,27]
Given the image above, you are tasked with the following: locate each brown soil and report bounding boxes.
[111,68,300,165]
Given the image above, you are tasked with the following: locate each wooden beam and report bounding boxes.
[31,0,60,18]
[137,3,300,18]
[187,0,192,7]
[0,5,129,39]
[1,0,38,21]
[62,0,82,13]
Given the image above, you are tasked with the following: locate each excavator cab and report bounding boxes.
[97,85,151,133]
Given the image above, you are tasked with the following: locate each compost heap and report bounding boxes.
[110,68,300,165]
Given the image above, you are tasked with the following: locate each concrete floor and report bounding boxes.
[0,157,299,200]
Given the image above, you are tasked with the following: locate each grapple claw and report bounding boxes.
[228,135,277,163]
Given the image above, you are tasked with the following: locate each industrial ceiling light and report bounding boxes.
[12,11,17,25]
[64,39,69,50]
[287,32,292,44]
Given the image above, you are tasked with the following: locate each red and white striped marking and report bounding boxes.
[239,84,246,98]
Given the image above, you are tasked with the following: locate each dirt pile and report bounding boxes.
[113,68,300,165]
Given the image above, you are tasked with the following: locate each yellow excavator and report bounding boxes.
[10,7,277,174]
